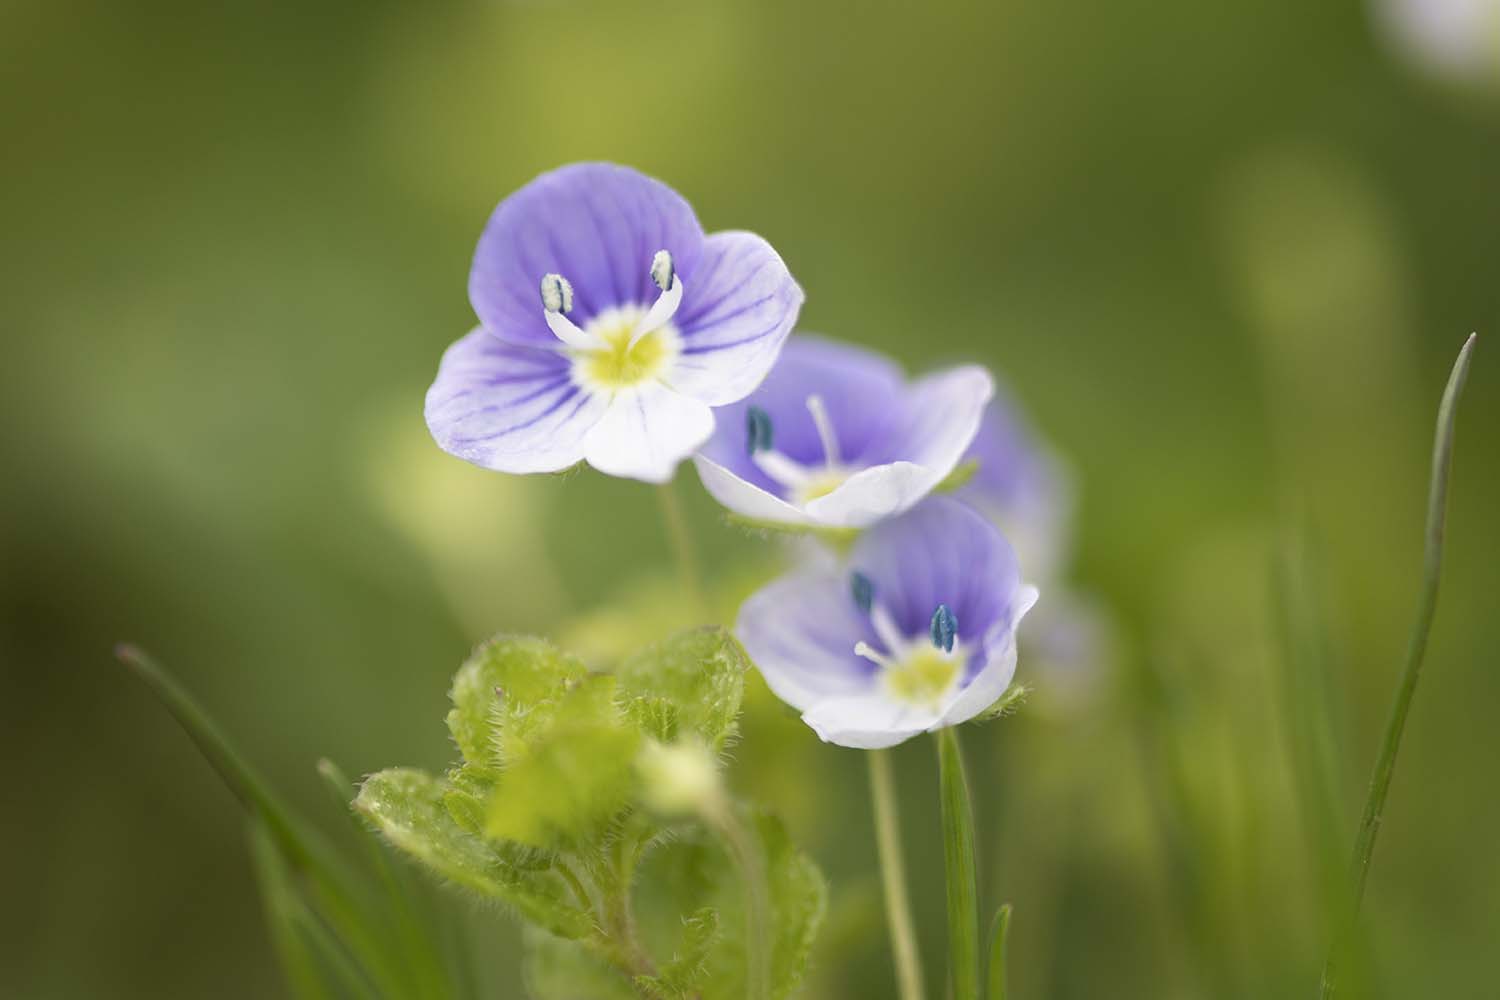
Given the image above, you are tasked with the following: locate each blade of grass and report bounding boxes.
[937,728,980,1000]
[986,904,1012,1000]
[115,645,404,995]
[250,816,382,1000]
[1320,333,1476,997]
[319,759,453,999]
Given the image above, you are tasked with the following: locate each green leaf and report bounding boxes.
[759,811,827,1000]
[616,626,748,751]
[987,903,1013,1000]
[635,907,720,999]
[646,810,827,1000]
[446,635,590,771]
[523,929,639,1000]
[937,728,980,1000]
[355,768,592,939]
[484,675,642,847]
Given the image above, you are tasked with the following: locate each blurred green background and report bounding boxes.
[3,0,1497,996]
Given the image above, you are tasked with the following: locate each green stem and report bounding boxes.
[937,728,980,1000]
[1320,334,1476,998]
[709,803,771,1000]
[656,480,703,610]
[868,750,926,1000]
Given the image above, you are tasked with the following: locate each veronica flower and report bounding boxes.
[693,337,993,529]
[425,163,803,484]
[954,384,1073,581]
[737,497,1037,749]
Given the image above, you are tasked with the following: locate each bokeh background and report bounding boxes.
[3,1,1497,997]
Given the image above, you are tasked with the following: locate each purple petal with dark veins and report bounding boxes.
[469,163,705,346]
[424,327,607,474]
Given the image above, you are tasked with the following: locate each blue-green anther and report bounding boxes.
[930,604,958,653]
[746,406,774,455]
[851,572,875,613]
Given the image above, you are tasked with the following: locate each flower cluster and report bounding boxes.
[428,163,1057,748]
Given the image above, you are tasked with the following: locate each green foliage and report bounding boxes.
[360,628,824,999]
[617,626,748,750]
[126,629,824,1000]
[642,808,827,1000]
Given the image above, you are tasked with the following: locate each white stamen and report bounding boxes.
[650,249,675,292]
[540,273,573,314]
[629,274,684,347]
[751,449,810,487]
[854,641,894,668]
[870,605,907,657]
[545,308,597,350]
[805,394,841,466]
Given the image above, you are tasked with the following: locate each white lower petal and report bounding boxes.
[803,461,937,528]
[802,692,939,750]
[692,454,812,525]
[582,382,714,484]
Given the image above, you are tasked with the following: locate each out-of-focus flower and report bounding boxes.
[694,337,992,529]
[635,738,724,817]
[955,384,1073,581]
[426,163,803,484]
[737,498,1037,749]
[1372,0,1500,88]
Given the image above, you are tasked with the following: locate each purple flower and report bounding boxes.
[426,164,803,483]
[693,337,993,528]
[954,384,1073,579]
[737,497,1037,749]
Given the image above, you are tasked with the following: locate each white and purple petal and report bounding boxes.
[694,337,993,528]
[469,163,706,347]
[424,328,607,474]
[737,497,1036,749]
[666,231,804,406]
[955,384,1073,580]
[581,382,714,484]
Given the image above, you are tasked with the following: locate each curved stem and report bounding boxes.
[1320,334,1476,997]
[937,728,980,1000]
[708,803,771,1000]
[868,750,926,1000]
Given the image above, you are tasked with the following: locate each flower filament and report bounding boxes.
[538,250,686,392]
[853,596,965,708]
[748,394,855,506]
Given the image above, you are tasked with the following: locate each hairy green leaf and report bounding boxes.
[523,929,639,1000]
[484,674,642,847]
[635,907,720,999]
[616,627,748,750]
[355,768,591,939]
[446,635,590,771]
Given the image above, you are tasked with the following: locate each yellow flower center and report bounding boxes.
[572,306,679,391]
[792,469,849,505]
[882,647,961,707]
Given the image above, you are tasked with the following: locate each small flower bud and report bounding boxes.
[636,739,722,817]
[746,406,774,455]
[850,571,875,613]
[539,273,574,314]
[650,249,675,292]
[930,603,958,653]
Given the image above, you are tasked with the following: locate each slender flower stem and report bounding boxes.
[656,480,703,610]
[1320,334,1476,998]
[937,728,980,1000]
[868,750,927,1000]
[706,801,771,1000]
